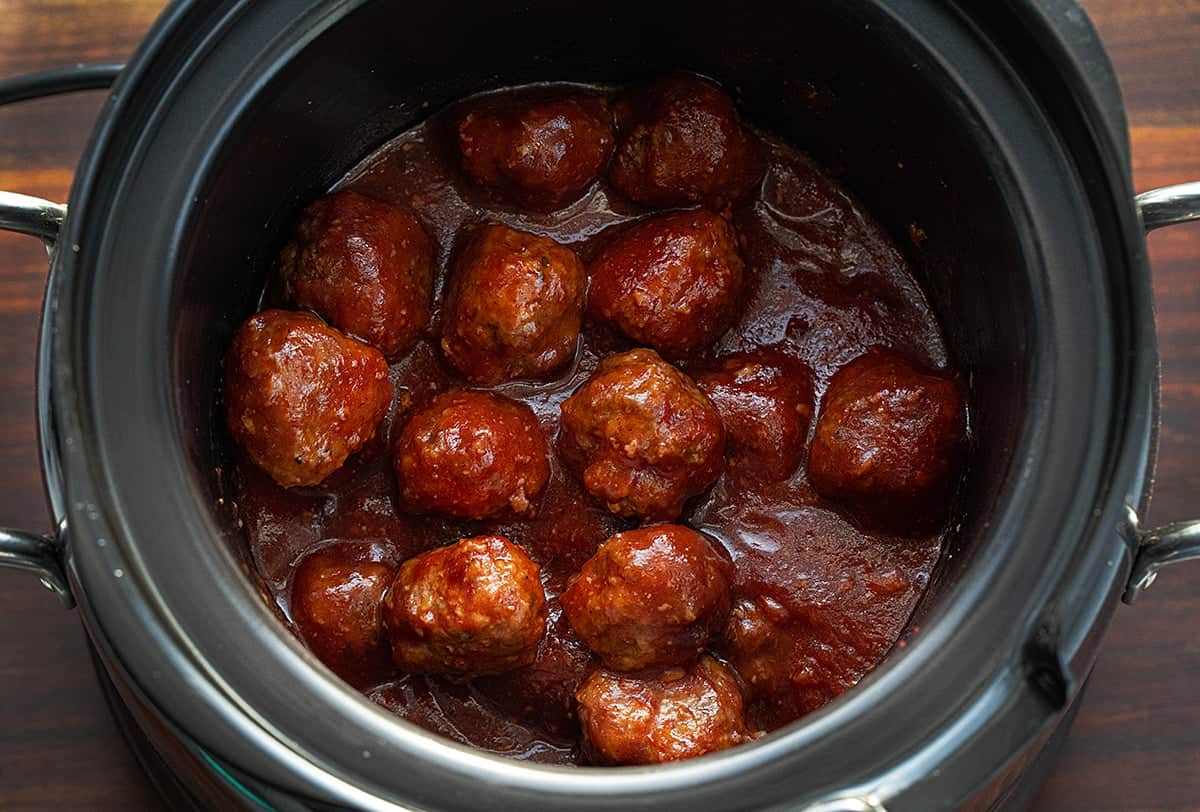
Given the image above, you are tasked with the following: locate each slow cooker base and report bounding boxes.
[989,688,1086,811]
[89,640,213,811]
[88,639,261,811]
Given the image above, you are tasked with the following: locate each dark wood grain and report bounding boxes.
[0,2,1197,809]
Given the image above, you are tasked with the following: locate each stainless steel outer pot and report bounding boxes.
[1,1,1199,810]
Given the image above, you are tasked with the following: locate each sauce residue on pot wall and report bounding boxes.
[232,82,951,764]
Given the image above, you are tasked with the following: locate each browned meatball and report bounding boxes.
[441,225,585,385]
[576,656,750,765]
[561,525,732,671]
[696,349,815,482]
[457,94,614,209]
[587,209,744,355]
[384,535,548,677]
[808,349,965,529]
[278,190,434,356]
[223,309,392,487]
[395,390,550,519]
[609,74,763,208]
[559,349,725,520]
[290,541,397,687]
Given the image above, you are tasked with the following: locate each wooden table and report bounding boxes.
[0,2,1196,809]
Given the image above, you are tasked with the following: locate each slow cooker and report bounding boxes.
[1,1,1198,809]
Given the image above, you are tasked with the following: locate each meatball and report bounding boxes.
[609,74,763,208]
[696,349,815,482]
[587,209,744,355]
[384,535,548,677]
[457,94,614,208]
[223,309,392,487]
[395,390,550,519]
[576,656,750,765]
[561,525,732,671]
[441,225,585,385]
[559,349,725,520]
[290,541,397,687]
[278,190,434,356]
[808,349,965,529]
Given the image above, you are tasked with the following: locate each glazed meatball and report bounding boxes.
[223,309,392,487]
[609,74,763,208]
[278,190,434,356]
[576,656,750,765]
[395,390,550,519]
[290,541,397,687]
[696,349,815,482]
[384,535,548,677]
[808,349,965,528]
[457,94,614,208]
[587,209,744,355]
[559,349,725,520]
[561,525,732,671]
[441,225,585,385]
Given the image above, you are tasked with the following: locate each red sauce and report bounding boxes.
[233,83,950,764]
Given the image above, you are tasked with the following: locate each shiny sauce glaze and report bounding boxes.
[232,83,951,764]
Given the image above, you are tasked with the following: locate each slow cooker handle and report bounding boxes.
[1124,181,1200,604]
[0,189,74,607]
[0,191,70,606]
[0,63,124,609]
